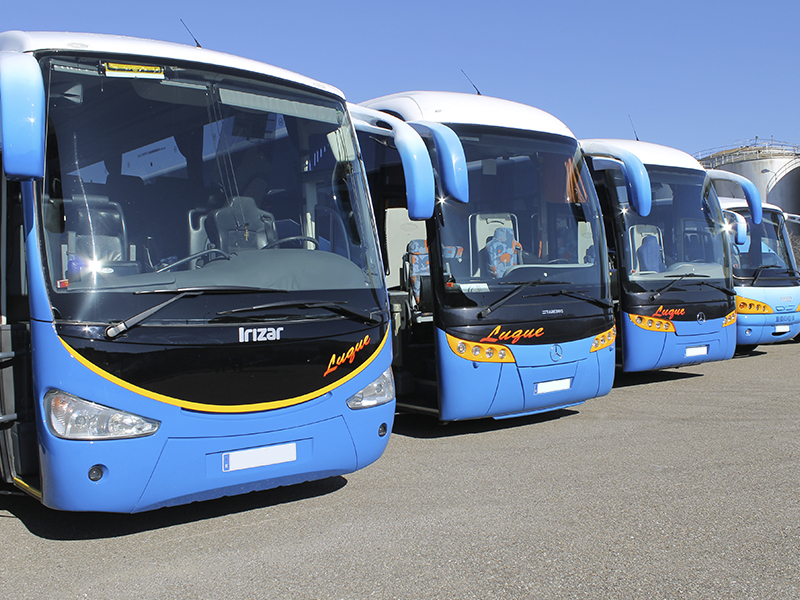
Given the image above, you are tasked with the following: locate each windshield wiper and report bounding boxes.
[751,265,794,286]
[106,291,200,339]
[477,280,569,319]
[135,285,280,294]
[106,286,286,339]
[217,300,382,325]
[649,273,708,302]
[682,280,736,297]
[522,289,613,309]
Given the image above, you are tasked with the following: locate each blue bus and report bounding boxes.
[584,140,759,372]
[0,31,434,512]
[355,91,617,421]
[709,169,800,350]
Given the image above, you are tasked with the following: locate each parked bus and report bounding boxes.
[0,31,434,512]
[584,140,758,372]
[356,91,617,422]
[709,169,800,350]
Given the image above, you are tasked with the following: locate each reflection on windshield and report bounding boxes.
[728,208,798,279]
[614,167,730,290]
[436,126,607,309]
[40,56,384,323]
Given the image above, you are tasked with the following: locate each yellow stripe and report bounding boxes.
[12,477,42,500]
[58,328,389,413]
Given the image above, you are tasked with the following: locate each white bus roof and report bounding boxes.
[719,198,785,214]
[361,91,575,139]
[582,138,704,172]
[0,30,344,98]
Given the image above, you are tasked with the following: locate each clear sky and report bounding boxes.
[4,0,798,156]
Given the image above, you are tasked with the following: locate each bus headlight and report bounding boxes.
[346,367,395,410]
[44,390,160,440]
[347,367,394,409]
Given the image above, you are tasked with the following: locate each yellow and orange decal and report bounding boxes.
[58,328,389,414]
[735,295,773,314]
[323,333,372,377]
[722,310,737,327]
[629,313,676,332]
[652,305,686,320]
[590,326,616,352]
[446,332,515,363]
[479,324,545,345]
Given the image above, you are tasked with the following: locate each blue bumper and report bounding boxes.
[32,320,394,513]
[621,311,735,372]
[435,327,614,421]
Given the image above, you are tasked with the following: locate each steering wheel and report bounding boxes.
[264,236,319,249]
[156,248,231,273]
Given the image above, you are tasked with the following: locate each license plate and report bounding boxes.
[685,345,708,357]
[222,442,297,473]
[775,325,791,333]
[534,378,571,395]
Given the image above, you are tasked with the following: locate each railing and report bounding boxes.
[694,138,800,169]
[785,213,800,225]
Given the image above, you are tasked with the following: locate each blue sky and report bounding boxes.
[4,0,798,156]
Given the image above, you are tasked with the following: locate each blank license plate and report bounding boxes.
[222,442,297,472]
[534,378,571,395]
[685,346,708,357]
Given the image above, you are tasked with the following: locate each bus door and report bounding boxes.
[0,173,37,490]
[351,106,466,399]
[0,50,46,492]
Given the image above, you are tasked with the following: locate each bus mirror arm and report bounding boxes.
[0,51,46,180]
[408,121,469,204]
[392,122,436,220]
[349,104,436,221]
[707,169,762,225]
[582,141,652,217]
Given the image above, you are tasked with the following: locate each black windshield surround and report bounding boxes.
[38,54,386,328]
[429,126,612,338]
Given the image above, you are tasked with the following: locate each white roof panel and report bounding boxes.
[582,138,704,171]
[0,30,343,98]
[362,91,575,138]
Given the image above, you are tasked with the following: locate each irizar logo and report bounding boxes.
[238,326,284,342]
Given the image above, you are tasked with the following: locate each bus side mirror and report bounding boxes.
[350,104,436,221]
[393,122,435,220]
[707,169,762,226]
[408,121,469,204]
[0,51,46,180]
[731,212,747,246]
[582,140,652,217]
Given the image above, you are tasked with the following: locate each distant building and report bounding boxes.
[696,138,800,260]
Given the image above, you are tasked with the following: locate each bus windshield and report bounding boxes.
[436,126,607,310]
[39,56,384,324]
[728,208,798,281]
[615,167,731,294]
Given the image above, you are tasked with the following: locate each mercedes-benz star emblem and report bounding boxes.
[697,312,706,324]
[550,344,563,362]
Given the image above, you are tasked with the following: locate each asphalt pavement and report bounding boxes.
[1,341,798,599]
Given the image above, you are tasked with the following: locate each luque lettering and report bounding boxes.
[480,324,545,345]
[324,334,371,377]
[652,305,686,320]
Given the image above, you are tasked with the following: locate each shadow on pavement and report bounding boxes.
[0,475,346,541]
[612,368,704,388]
[392,408,578,439]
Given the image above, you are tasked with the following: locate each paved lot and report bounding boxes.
[1,341,799,599]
